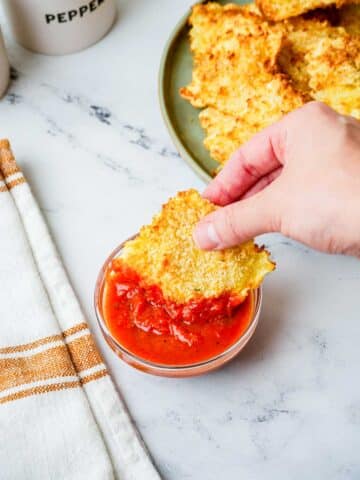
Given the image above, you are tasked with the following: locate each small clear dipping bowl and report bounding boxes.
[94,239,263,378]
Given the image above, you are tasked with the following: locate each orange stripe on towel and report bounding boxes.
[0,345,78,392]
[0,325,108,403]
[0,139,21,177]
[0,140,27,191]
[0,333,64,354]
[7,177,26,190]
[63,322,89,338]
[0,381,81,405]
[67,335,104,374]
[81,369,108,385]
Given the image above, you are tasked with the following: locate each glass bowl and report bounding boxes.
[94,239,263,378]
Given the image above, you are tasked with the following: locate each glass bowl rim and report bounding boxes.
[94,238,263,372]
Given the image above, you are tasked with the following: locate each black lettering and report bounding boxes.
[57,12,67,23]
[68,10,77,21]
[98,0,105,5]
[45,14,56,24]
[89,0,97,12]
[79,5,88,16]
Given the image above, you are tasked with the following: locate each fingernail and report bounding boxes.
[193,222,220,250]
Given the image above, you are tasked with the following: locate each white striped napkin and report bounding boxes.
[0,140,161,480]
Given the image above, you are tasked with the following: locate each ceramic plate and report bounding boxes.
[158,0,249,183]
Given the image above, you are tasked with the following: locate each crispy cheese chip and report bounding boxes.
[180,2,304,166]
[181,32,305,119]
[187,2,266,58]
[279,17,360,118]
[256,0,357,21]
[199,13,360,164]
[180,3,304,119]
[199,107,263,165]
[121,190,274,304]
[278,17,334,94]
[306,33,360,117]
[180,2,360,167]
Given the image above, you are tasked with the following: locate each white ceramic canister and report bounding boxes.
[2,0,117,55]
[0,26,9,98]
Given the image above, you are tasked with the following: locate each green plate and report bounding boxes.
[158,0,250,183]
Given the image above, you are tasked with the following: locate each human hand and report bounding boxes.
[193,102,360,257]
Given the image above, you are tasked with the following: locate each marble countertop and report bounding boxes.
[1,1,360,478]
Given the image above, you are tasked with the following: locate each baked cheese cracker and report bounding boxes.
[180,3,304,119]
[279,17,360,118]
[278,17,339,94]
[306,33,360,118]
[121,190,274,304]
[180,2,360,168]
[180,2,304,165]
[199,107,265,165]
[188,2,266,59]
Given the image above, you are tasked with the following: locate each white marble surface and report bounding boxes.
[1,1,360,479]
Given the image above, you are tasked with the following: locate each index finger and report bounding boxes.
[203,120,286,206]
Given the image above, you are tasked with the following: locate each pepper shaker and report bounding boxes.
[0,26,9,98]
[2,0,117,55]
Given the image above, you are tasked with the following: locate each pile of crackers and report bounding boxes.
[180,0,360,166]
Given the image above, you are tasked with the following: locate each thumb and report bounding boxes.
[193,190,278,250]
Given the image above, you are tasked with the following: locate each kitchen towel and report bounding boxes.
[0,140,160,480]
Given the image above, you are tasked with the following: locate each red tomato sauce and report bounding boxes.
[102,259,253,365]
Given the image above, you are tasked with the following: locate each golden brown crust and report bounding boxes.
[180,3,305,166]
[179,2,360,167]
[180,3,304,118]
[256,0,355,21]
[279,17,360,118]
[306,33,360,117]
[121,190,275,304]
[199,107,264,165]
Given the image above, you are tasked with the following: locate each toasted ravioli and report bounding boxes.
[256,0,355,21]
[279,18,360,117]
[121,190,274,304]
[180,2,304,166]
[180,2,304,162]
[181,30,304,119]
[180,2,360,168]
[188,2,265,58]
[339,4,360,36]
[200,107,267,165]
[306,34,360,117]
[278,17,339,93]
[180,3,304,119]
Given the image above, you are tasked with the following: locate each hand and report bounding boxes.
[193,102,360,257]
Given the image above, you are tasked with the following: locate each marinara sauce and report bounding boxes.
[103,258,253,365]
